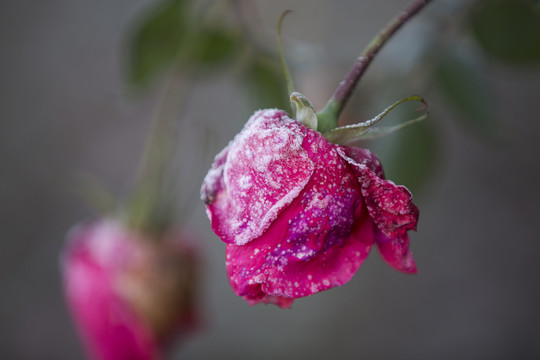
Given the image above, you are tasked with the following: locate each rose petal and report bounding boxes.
[338,147,418,238]
[63,222,159,360]
[226,134,376,305]
[375,229,417,274]
[226,198,374,306]
[344,146,385,178]
[338,147,419,273]
[263,202,374,300]
[200,144,230,207]
[202,109,314,245]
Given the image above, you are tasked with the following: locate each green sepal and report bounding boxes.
[350,113,427,141]
[290,92,318,130]
[316,100,339,133]
[322,95,427,144]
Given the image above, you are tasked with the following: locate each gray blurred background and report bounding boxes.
[1,0,540,359]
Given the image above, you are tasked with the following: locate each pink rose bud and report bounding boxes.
[62,220,198,360]
[201,109,418,308]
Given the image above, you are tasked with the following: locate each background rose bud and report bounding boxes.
[201,109,418,307]
[62,220,197,360]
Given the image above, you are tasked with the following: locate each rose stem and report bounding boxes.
[127,64,189,237]
[317,0,433,132]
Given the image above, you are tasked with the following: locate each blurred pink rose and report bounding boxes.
[62,220,197,360]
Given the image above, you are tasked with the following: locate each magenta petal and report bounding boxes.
[226,135,376,305]
[200,144,230,208]
[63,222,159,360]
[344,146,385,178]
[338,147,419,238]
[63,220,198,359]
[201,109,314,245]
[263,203,374,299]
[375,229,417,274]
[225,194,305,307]
[226,199,374,306]
[338,147,419,274]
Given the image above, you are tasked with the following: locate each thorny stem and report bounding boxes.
[317,0,433,131]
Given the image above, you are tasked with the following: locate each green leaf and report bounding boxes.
[354,114,427,141]
[243,54,290,111]
[434,51,500,140]
[128,0,188,87]
[469,0,540,64]
[181,27,238,68]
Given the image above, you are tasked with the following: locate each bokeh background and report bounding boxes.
[1,0,540,359]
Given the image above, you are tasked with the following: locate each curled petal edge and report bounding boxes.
[337,147,419,274]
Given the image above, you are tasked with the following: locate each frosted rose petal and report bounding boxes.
[375,229,417,274]
[202,109,314,245]
[204,108,421,306]
[200,144,230,207]
[344,146,385,178]
[338,147,419,238]
[226,133,376,305]
[226,198,374,306]
[338,147,419,273]
[263,203,374,300]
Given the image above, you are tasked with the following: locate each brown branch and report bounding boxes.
[317,0,433,131]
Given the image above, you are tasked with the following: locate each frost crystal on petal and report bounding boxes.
[338,146,419,273]
[202,108,421,307]
[202,109,314,245]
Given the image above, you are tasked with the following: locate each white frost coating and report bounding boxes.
[335,147,375,177]
[306,193,332,211]
[201,167,222,201]
[238,174,252,190]
[201,144,231,203]
[202,165,221,190]
[219,109,315,245]
[294,248,316,260]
